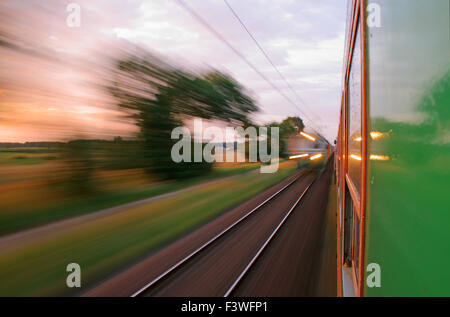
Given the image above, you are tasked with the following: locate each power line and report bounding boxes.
[174,0,324,138]
[223,0,325,128]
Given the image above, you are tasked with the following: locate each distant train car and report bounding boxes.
[335,0,450,296]
[286,131,328,170]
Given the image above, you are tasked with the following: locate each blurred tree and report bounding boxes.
[113,136,123,143]
[108,52,258,179]
[261,116,305,159]
[280,116,305,134]
[61,140,95,194]
[239,116,305,161]
[278,116,305,157]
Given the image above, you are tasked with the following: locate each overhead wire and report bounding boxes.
[223,0,326,130]
[175,0,326,141]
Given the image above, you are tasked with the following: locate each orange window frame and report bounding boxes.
[340,0,368,297]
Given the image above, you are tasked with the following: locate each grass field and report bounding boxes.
[0,161,262,235]
[0,148,60,165]
[0,147,267,235]
[0,160,297,296]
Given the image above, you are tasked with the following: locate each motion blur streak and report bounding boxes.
[300,131,316,142]
[289,154,309,159]
[0,0,331,296]
[370,131,389,140]
[309,154,323,161]
[369,154,389,161]
[350,154,362,161]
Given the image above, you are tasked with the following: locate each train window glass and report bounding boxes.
[353,213,361,280]
[343,187,353,266]
[347,20,362,197]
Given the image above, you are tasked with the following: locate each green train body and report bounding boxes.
[335,0,450,296]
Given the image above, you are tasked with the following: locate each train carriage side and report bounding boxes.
[337,0,450,296]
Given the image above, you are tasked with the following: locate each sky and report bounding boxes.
[0,0,347,142]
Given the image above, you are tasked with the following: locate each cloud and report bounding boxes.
[0,0,346,141]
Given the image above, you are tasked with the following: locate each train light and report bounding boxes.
[370,154,389,161]
[289,154,309,159]
[300,131,316,142]
[352,132,390,142]
[350,154,362,161]
[310,153,322,160]
[370,131,390,140]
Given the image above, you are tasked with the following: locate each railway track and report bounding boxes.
[131,171,317,297]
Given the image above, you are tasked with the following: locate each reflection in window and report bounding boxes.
[348,22,362,195]
[354,214,361,279]
[344,188,353,266]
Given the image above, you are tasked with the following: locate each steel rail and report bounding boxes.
[223,179,315,297]
[131,172,308,297]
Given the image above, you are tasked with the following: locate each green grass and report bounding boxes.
[0,148,60,165]
[0,151,59,165]
[0,164,262,235]
[0,147,60,153]
[0,163,297,296]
